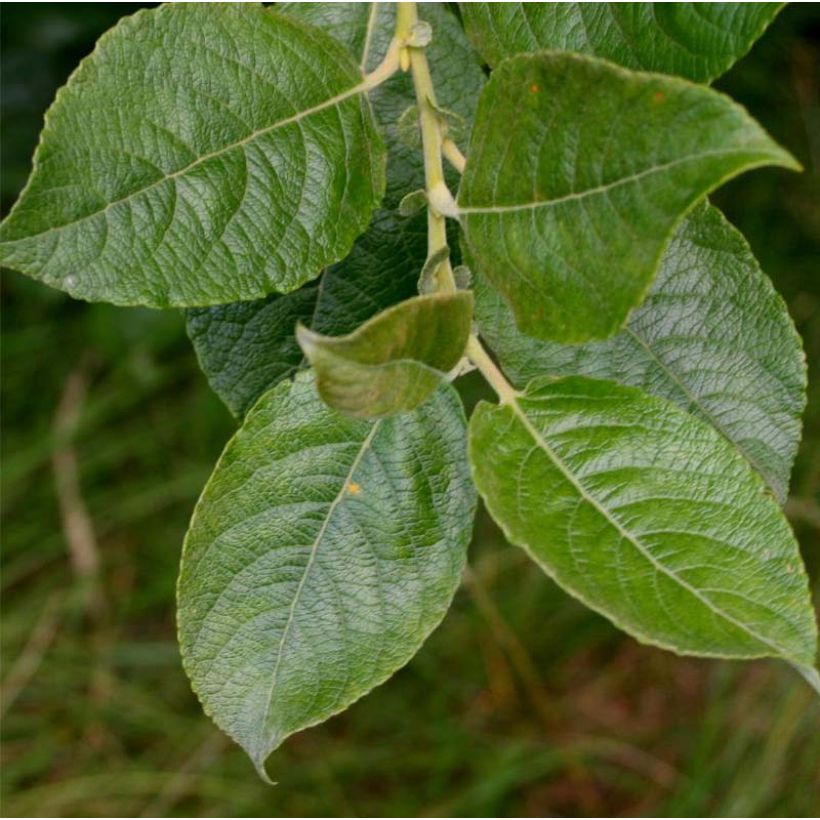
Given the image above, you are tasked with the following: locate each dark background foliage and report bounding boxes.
[2,4,819,816]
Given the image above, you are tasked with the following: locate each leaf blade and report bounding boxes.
[298,292,473,418]
[0,4,385,307]
[461,2,783,82]
[473,202,807,501]
[179,372,477,772]
[469,376,817,664]
[458,51,799,343]
[186,3,486,416]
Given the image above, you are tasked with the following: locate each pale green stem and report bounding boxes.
[466,336,520,404]
[398,1,456,292]
[442,138,467,173]
[362,34,402,91]
[398,2,517,402]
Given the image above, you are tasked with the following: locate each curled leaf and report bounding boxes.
[297,292,473,418]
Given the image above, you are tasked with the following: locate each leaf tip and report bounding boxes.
[791,662,820,698]
[295,322,320,361]
[252,753,279,786]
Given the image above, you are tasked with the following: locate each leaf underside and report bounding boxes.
[298,292,473,418]
[469,376,817,665]
[461,2,783,82]
[472,202,807,502]
[458,51,799,343]
[0,4,385,307]
[179,372,477,775]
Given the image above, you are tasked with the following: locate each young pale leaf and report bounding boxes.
[469,376,817,665]
[298,292,473,419]
[473,203,807,502]
[187,3,485,417]
[461,2,783,82]
[418,247,451,295]
[179,372,476,776]
[458,52,799,343]
[399,189,428,217]
[0,4,385,308]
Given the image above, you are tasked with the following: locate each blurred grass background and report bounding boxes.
[1,4,819,817]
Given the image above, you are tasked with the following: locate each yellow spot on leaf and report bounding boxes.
[529,83,539,94]
[347,482,362,496]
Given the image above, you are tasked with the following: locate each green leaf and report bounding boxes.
[0,4,385,308]
[469,376,817,665]
[473,202,807,502]
[298,292,473,419]
[186,208,424,420]
[186,285,322,420]
[458,51,799,343]
[461,2,783,82]
[187,3,485,416]
[179,372,476,776]
[281,3,483,207]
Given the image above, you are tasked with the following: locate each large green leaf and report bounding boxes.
[298,292,473,418]
[469,376,817,665]
[179,372,476,776]
[473,203,807,502]
[186,3,485,416]
[458,52,799,343]
[0,4,385,308]
[461,2,783,82]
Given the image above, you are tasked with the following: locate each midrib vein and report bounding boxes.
[4,79,370,245]
[259,420,382,752]
[359,3,379,71]
[459,148,766,215]
[508,396,785,656]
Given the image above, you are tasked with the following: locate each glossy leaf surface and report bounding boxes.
[461,2,782,81]
[298,292,473,418]
[0,4,384,307]
[458,52,799,342]
[179,372,476,775]
[469,376,817,664]
[473,203,806,501]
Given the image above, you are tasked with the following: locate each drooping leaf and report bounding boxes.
[461,2,783,82]
[458,51,799,343]
[0,4,386,308]
[187,3,485,416]
[469,376,817,664]
[298,292,473,418]
[473,202,807,502]
[179,372,476,775]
